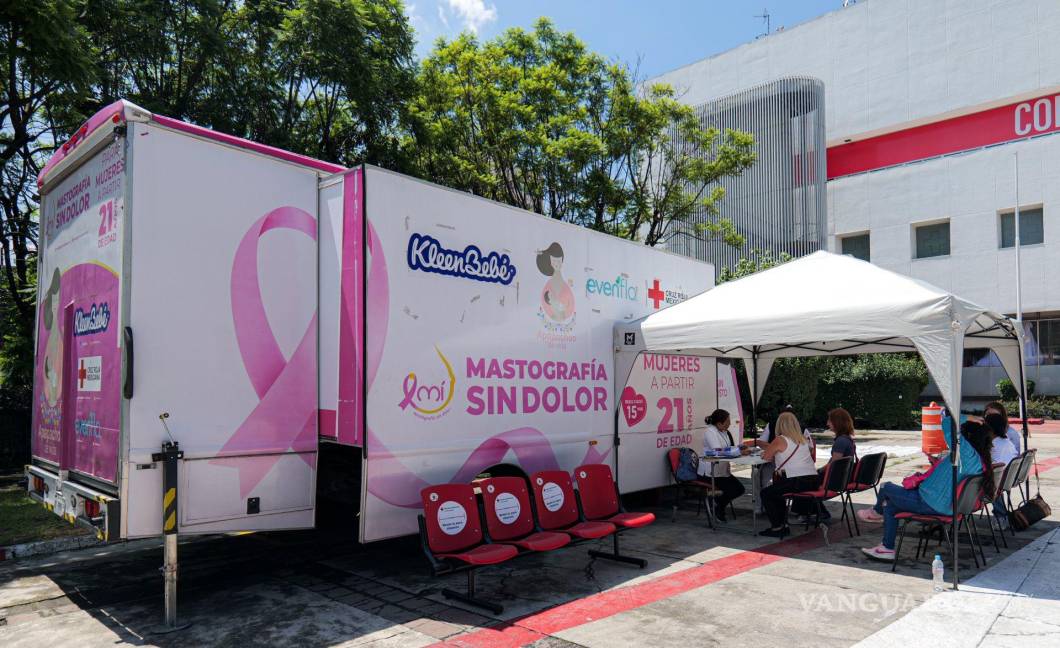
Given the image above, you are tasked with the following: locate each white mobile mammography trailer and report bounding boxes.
[28,100,725,545]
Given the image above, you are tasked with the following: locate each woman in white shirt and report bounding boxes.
[985,401,1022,454]
[985,411,1019,529]
[758,412,818,538]
[697,409,746,522]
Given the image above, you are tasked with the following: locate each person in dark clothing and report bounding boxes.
[697,409,746,522]
[792,407,857,521]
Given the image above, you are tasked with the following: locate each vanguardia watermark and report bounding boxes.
[798,592,920,623]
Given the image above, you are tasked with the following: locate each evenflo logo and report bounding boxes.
[586,275,638,302]
[407,233,516,285]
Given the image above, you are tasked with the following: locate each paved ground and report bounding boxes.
[856,526,1060,647]
[2,429,1058,647]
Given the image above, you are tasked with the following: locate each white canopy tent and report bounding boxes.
[615,251,1027,423]
[613,251,1029,588]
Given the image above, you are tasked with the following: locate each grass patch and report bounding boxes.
[0,474,90,546]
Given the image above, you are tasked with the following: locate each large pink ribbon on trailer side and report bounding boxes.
[362,222,610,509]
[213,207,318,498]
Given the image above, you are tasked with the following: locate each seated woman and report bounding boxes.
[758,412,818,537]
[698,409,746,522]
[985,400,1022,454]
[985,411,1018,528]
[859,420,994,561]
[792,407,857,522]
[755,406,815,506]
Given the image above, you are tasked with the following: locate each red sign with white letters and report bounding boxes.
[827,92,1060,179]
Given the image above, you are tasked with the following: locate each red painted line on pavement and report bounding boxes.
[1034,455,1060,475]
[433,529,832,648]
[434,451,1060,647]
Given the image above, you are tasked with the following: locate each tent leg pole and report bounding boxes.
[951,456,959,591]
[751,353,759,435]
[1017,354,1031,501]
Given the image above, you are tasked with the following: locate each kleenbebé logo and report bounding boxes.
[586,274,638,302]
[73,302,110,337]
[398,346,456,420]
[407,233,516,285]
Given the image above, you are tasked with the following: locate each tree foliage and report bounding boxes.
[408,18,756,244]
[0,0,416,406]
[0,0,95,405]
[81,0,415,167]
[718,248,792,283]
[1,8,757,413]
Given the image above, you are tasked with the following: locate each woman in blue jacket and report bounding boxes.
[859,420,994,561]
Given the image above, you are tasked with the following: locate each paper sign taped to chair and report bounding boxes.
[437,501,467,535]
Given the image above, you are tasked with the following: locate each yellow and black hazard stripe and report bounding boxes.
[153,440,184,535]
[163,486,177,533]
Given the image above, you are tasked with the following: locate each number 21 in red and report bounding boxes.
[98,200,116,235]
[657,397,685,434]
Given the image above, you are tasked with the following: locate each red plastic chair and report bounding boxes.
[419,483,517,614]
[478,476,571,552]
[574,463,654,568]
[786,456,856,537]
[530,470,616,543]
[664,448,730,522]
[891,473,987,573]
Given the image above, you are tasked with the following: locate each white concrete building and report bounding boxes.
[650,0,1060,398]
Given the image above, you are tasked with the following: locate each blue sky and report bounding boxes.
[406,0,847,78]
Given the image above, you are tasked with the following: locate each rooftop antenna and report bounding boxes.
[755,7,771,38]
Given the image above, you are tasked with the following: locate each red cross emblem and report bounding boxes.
[78,359,87,388]
[648,279,665,309]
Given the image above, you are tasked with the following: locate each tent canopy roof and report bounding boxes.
[617,251,1018,358]
[614,251,1025,413]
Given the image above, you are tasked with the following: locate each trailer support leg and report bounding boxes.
[151,438,190,633]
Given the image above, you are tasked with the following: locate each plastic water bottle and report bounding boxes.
[932,554,945,592]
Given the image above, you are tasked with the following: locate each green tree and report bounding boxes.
[83,0,415,167]
[615,82,755,246]
[0,0,95,402]
[409,18,756,243]
[718,248,792,283]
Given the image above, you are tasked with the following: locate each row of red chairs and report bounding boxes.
[418,464,655,614]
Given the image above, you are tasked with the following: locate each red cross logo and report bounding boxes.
[78,359,87,388]
[648,279,665,309]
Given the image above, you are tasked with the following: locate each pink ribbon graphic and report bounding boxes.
[398,373,418,410]
[362,222,611,509]
[213,207,318,498]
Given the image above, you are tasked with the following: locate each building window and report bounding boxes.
[1034,319,1060,366]
[914,221,950,259]
[840,233,870,261]
[1000,207,1044,248]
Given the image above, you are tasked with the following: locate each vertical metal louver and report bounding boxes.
[664,77,827,277]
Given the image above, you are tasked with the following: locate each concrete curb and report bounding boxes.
[0,534,102,562]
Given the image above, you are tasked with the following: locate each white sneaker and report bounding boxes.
[857,509,884,524]
[861,544,895,561]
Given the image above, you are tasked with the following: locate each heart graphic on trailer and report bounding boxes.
[620,386,648,427]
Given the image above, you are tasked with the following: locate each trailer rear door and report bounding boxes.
[122,121,320,537]
[32,137,127,490]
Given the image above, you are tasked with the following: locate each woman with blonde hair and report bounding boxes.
[758,412,818,537]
